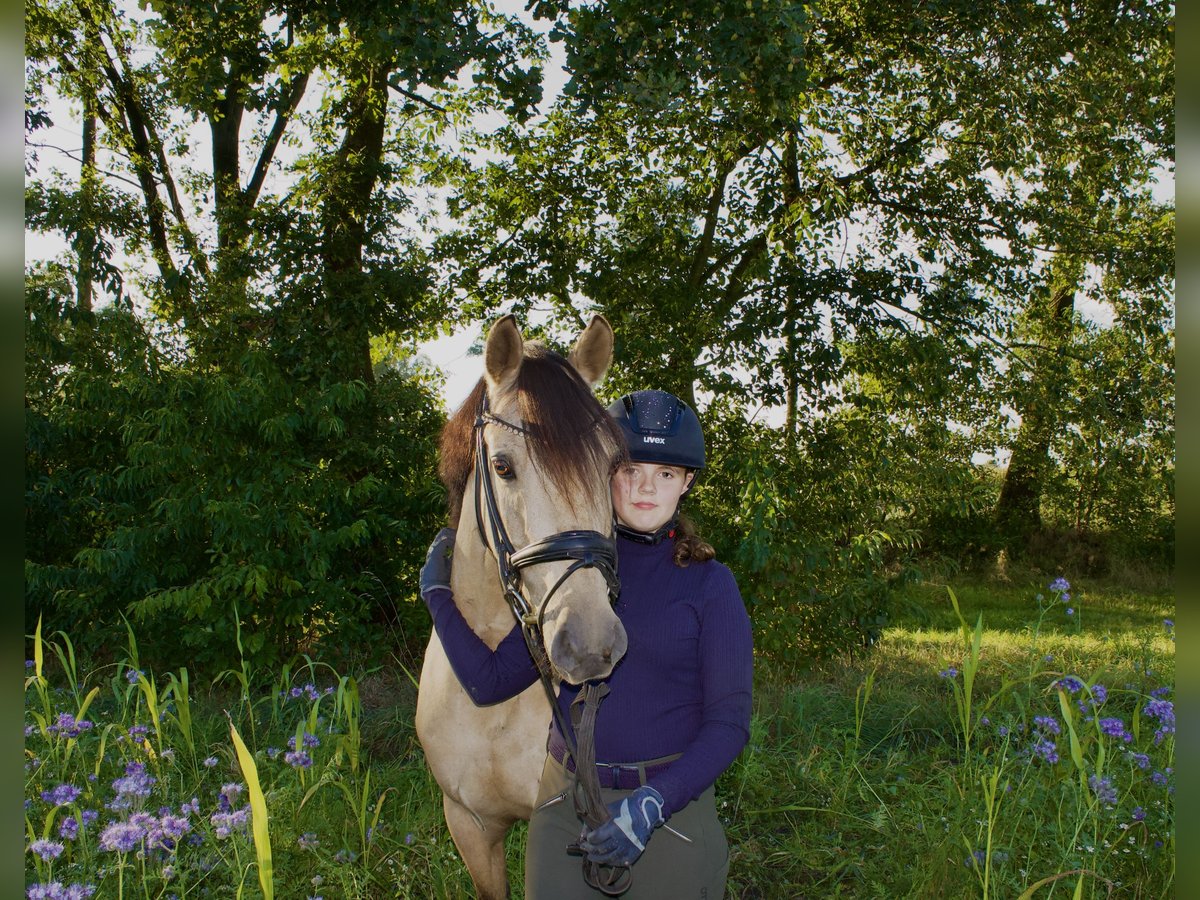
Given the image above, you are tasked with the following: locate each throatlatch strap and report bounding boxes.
[570,684,632,896]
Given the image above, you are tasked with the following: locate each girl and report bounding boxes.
[420,390,753,898]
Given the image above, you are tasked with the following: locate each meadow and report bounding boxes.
[24,574,1174,899]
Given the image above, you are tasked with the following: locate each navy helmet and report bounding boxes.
[607,390,705,470]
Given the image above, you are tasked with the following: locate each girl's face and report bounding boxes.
[610,462,695,533]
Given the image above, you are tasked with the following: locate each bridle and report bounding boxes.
[472,393,620,644]
[472,392,633,895]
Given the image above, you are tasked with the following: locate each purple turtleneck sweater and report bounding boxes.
[424,534,753,816]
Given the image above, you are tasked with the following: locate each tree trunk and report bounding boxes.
[781,127,801,448]
[994,264,1080,548]
[319,60,393,385]
[75,70,96,314]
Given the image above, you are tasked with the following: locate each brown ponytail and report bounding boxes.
[672,514,716,567]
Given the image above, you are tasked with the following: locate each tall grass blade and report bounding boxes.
[229,717,274,900]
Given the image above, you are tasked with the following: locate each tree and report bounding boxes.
[24,0,549,668]
[431,0,1173,647]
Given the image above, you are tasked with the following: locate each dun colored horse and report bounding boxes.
[415,315,627,899]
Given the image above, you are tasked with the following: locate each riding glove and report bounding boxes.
[578,785,666,867]
[419,527,456,602]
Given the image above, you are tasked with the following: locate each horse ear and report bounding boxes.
[569,314,614,387]
[485,314,524,394]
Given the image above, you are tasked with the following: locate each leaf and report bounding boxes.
[229,718,274,900]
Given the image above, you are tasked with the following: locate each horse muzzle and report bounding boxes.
[548,609,628,684]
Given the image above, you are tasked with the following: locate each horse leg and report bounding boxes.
[442,794,511,900]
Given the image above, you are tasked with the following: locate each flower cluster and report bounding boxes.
[26,884,95,900]
[40,784,82,807]
[99,810,192,853]
[281,683,335,703]
[1142,698,1174,745]
[1088,774,1118,806]
[108,761,156,811]
[46,714,93,740]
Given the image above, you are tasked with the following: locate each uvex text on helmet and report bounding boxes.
[607,390,706,470]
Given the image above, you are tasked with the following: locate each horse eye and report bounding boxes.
[492,457,515,480]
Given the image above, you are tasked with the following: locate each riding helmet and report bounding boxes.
[607,390,706,470]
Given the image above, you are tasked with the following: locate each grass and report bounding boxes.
[24,574,1174,898]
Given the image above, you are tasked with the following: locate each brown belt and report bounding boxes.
[547,732,681,791]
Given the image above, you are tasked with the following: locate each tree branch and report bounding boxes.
[686,164,730,291]
[80,4,208,278]
[244,70,310,210]
[387,78,448,114]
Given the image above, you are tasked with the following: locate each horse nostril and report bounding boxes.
[601,647,612,663]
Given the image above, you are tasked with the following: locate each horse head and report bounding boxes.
[441,314,628,685]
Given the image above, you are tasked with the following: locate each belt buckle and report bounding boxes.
[598,762,638,790]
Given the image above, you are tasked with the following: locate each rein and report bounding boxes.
[472,394,631,895]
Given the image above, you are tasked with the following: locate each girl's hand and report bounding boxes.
[578,785,665,866]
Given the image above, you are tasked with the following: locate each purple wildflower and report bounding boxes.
[203,756,219,768]
[1129,752,1151,770]
[27,886,97,900]
[1065,607,1074,616]
[1099,718,1133,743]
[147,814,191,850]
[218,783,244,812]
[287,732,321,750]
[109,761,155,810]
[1132,806,1146,822]
[1151,686,1171,699]
[58,817,79,841]
[1033,716,1060,736]
[29,839,65,861]
[939,667,958,679]
[284,750,313,769]
[1056,676,1085,694]
[298,832,320,850]
[1088,774,1117,806]
[1049,577,1070,593]
[1089,684,1108,705]
[47,714,93,739]
[1142,698,1175,744]
[1151,770,1170,787]
[124,668,144,684]
[81,810,98,826]
[1032,739,1059,764]
[41,784,82,807]
[210,806,250,839]
[128,724,150,740]
[100,820,146,853]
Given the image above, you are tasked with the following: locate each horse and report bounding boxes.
[415,314,628,899]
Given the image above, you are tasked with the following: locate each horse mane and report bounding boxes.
[438,343,627,526]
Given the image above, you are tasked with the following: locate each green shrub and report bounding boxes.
[26,275,444,672]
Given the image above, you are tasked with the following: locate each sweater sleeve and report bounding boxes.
[424,587,540,706]
[648,565,753,817]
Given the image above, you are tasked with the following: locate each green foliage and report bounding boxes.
[25,581,1175,898]
[26,274,445,671]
